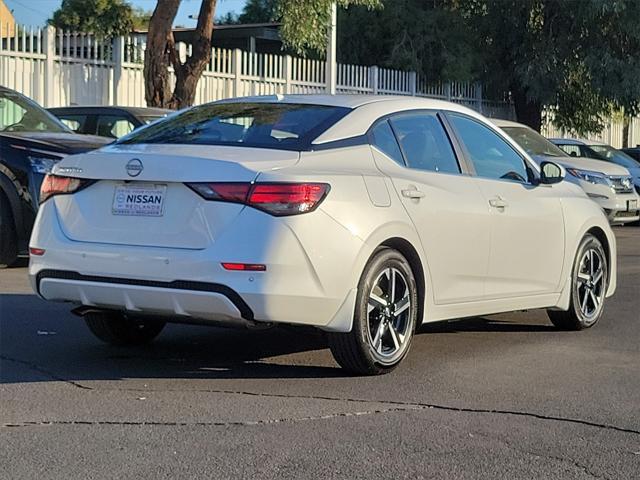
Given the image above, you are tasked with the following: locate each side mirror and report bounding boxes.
[540,161,565,185]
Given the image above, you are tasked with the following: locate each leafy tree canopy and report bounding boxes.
[452,0,640,133]
[337,0,478,83]
[238,0,278,23]
[336,0,640,133]
[276,0,382,55]
[49,0,135,37]
[132,7,153,30]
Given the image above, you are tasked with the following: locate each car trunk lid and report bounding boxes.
[51,145,299,249]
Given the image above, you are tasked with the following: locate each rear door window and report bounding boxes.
[97,115,136,138]
[57,114,88,133]
[389,113,460,174]
[370,120,404,165]
[558,144,581,157]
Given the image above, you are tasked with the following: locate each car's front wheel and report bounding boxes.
[547,233,608,330]
[84,311,166,346]
[328,248,419,375]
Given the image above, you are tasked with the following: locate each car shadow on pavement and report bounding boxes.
[0,293,556,385]
[418,317,557,334]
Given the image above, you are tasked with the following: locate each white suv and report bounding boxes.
[494,120,640,225]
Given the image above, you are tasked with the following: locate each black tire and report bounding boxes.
[328,248,419,375]
[547,234,608,330]
[84,311,166,346]
[0,192,18,269]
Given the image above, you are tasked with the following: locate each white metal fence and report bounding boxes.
[0,25,514,119]
[542,113,640,149]
[4,25,640,148]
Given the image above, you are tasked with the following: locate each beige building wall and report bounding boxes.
[0,0,16,38]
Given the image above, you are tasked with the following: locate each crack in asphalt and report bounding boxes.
[472,431,608,480]
[2,354,640,437]
[0,355,91,390]
[2,406,417,429]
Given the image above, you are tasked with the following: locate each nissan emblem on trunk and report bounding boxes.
[126,158,143,177]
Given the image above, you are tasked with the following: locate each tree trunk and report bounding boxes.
[144,0,181,108]
[622,116,630,148]
[144,0,217,110]
[512,87,542,132]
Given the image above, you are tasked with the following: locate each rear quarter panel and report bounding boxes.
[256,145,429,322]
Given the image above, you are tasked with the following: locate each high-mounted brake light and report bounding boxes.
[186,182,330,216]
[40,174,92,204]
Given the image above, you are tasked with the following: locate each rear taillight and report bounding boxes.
[186,182,330,216]
[40,175,92,204]
[187,182,251,203]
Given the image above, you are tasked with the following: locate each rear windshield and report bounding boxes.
[117,102,350,150]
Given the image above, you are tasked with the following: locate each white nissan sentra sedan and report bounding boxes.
[29,95,617,375]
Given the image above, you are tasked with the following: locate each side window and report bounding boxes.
[449,114,529,183]
[370,120,404,166]
[97,115,135,139]
[559,144,581,157]
[389,113,460,174]
[0,98,26,129]
[58,114,87,133]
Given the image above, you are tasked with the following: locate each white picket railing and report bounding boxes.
[0,25,514,119]
[541,110,640,149]
[5,24,640,149]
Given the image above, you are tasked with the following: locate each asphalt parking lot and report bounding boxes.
[1,227,639,479]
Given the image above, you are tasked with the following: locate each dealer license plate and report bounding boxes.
[112,184,167,217]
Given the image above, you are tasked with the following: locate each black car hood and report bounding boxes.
[0,131,111,155]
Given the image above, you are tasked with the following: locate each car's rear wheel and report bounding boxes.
[328,248,418,375]
[84,311,166,346]
[0,193,18,269]
[547,234,608,330]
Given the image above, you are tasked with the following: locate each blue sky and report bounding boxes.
[4,0,248,27]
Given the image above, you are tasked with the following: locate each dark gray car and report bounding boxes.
[48,106,171,139]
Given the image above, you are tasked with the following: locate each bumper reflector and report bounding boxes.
[221,262,266,272]
[29,247,46,256]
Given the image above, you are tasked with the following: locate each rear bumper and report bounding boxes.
[35,270,257,328]
[28,200,363,332]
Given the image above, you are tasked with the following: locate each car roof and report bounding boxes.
[548,137,608,146]
[48,106,171,116]
[214,93,477,111]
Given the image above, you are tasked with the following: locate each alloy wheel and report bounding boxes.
[575,247,606,322]
[366,267,412,364]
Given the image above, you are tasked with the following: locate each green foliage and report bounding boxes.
[49,0,135,37]
[337,0,478,82]
[216,12,240,25]
[276,0,382,56]
[239,0,278,23]
[132,7,153,30]
[453,0,640,133]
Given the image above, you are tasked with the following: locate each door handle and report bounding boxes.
[489,197,508,209]
[402,188,426,199]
